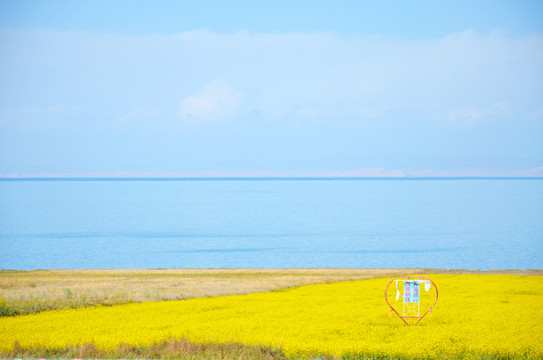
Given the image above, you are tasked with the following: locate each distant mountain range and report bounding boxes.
[1,167,543,179]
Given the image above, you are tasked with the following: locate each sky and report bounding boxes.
[0,0,542,177]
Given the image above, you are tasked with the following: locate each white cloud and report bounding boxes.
[446,102,515,126]
[118,108,159,123]
[178,80,243,124]
[0,104,94,128]
[446,107,491,125]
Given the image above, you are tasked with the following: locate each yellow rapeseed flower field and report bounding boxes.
[1,274,542,359]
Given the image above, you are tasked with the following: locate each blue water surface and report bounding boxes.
[0,179,542,270]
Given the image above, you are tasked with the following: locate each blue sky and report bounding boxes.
[0,0,542,176]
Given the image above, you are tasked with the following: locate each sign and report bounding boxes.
[404,281,420,303]
[385,276,438,326]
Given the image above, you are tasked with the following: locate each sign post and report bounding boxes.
[385,276,438,326]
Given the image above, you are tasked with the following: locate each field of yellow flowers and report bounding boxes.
[1,274,542,359]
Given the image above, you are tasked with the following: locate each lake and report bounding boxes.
[0,178,542,270]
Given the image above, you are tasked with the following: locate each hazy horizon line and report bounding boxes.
[1,166,543,180]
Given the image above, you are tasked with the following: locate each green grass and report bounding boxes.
[1,339,528,360]
[0,268,423,316]
[3,338,288,360]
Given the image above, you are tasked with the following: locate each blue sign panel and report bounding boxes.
[404,281,420,303]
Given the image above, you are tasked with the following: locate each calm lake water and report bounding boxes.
[0,178,542,270]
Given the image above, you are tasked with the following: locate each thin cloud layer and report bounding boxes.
[179,80,243,124]
[1,28,541,126]
[0,28,541,174]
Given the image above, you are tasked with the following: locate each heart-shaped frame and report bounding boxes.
[385,276,438,326]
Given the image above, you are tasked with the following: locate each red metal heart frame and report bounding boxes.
[385,276,438,326]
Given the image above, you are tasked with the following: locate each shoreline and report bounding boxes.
[2,268,540,316]
[2,267,542,274]
[2,176,543,181]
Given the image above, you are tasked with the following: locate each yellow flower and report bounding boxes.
[1,274,542,359]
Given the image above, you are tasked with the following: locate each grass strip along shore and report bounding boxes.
[0,268,442,316]
[1,270,542,359]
